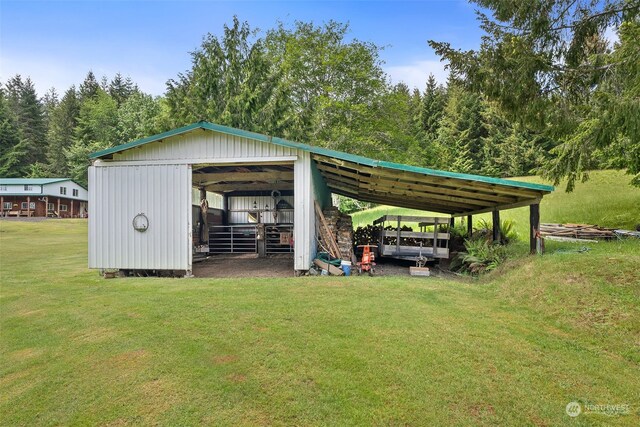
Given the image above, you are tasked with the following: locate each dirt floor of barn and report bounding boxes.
[193,254,449,278]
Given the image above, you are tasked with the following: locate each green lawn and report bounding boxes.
[1,172,639,425]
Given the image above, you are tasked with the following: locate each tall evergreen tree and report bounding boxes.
[42,87,59,127]
[166,16,282,133]
[79,71,100,101]
[0,76,47,175]
[429,0,640,188]
[46,86,80,176]
[436,85,488,174]
[67,89,118,186]
[109,73,137,107]
[420,74,446,138]
[0,88,21,177]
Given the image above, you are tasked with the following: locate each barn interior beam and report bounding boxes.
[193,171,294,184]
[204,182,294,192]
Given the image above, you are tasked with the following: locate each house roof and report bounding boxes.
[0,178,70,185]
[90,121,553,215]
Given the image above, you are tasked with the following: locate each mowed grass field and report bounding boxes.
[1,171,639,426]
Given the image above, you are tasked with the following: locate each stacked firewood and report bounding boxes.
[354,224,423,246]
[322,207,354,260]
[383,225,420,246]
[540,223,615,240]
[354,224,379,246]
[336,215,353,260]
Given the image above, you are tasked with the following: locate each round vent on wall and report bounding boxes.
[132,213,149,232]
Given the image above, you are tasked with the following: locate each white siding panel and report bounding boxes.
[42,181,88,200]
[113,130,297,162]
[228,195,295,224]
[88,164,191,270]
[0,185,42,195]
[294,152,315,270]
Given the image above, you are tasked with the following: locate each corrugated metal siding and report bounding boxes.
[228,211,295,225]
[88,164,192,270]
[294,152,316,270]
[228,195,295,224]
[113,130,297,162]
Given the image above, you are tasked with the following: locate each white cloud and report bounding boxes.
[385,59,449,90]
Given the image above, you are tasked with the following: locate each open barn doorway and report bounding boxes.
[190,163,295,277]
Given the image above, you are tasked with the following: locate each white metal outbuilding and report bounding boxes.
[88,123,330,274]
[88,121,553,275]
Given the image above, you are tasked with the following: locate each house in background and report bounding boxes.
[0,178,88,218]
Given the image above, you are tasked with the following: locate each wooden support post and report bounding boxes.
[1,196,3,216]
[530,203,540,255]
[57,198,60,218]
[433,217,439,257]
[492,209,501,243]
[70,199,74,218]
[467,215,473,237]
[396,217,401,255]
[27,196,31,217]
[198,187,207,245]
[45,197,48,217]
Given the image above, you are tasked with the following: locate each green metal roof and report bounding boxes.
[90,121,554,193]
[0,178,70,185]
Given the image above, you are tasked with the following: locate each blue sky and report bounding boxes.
[0,0,484,97]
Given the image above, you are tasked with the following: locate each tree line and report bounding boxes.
[1,4,638,189]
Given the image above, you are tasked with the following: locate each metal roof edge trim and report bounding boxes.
[89,121,554,192]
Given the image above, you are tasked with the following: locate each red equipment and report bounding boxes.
[357,245,377,275]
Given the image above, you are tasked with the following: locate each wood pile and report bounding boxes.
[354,224,425,247]
[320,206,354,260]
[354,224,379,246]
[386,225,420,246]
[540,223,615,240]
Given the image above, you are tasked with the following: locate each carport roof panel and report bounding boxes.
[90,121,553,194]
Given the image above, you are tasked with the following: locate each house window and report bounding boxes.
[24,185,33,191]
[0,185,7,191]
[60,186,67,195]
[20,202,35,209]
[48,203,55,211]
[60,204,68,211]
[73,189,79,197]
[3,202,11,210]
